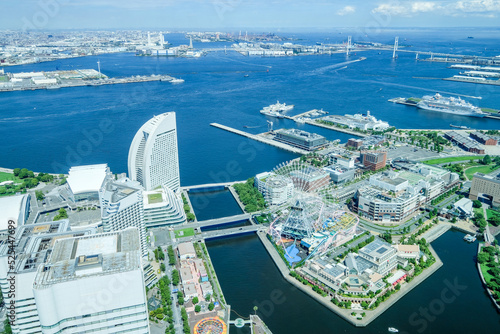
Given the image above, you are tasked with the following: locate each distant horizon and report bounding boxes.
[2,26,500,33]
[2,0,500,31]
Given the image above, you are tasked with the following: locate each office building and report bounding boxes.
[357,239,397,276]
[33,228,149,334]
[274,129,327,151]
[128,112,180,191]
[99,178,147,256]
[360,151,387,171]
[0,221,94,334]
[469,173,500,208]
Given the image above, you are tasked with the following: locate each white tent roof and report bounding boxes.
[67,164,109,195]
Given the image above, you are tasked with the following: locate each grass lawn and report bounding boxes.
[174,227,195,238]
[481,108,500,114]
[0,171,21,183]
[0,76,8,82]
[487,209,500,220]
[480,261,495,284]
[465,164,500,180]
[147,193,163,204]
[423,156,482,165]
[474,207,484,218]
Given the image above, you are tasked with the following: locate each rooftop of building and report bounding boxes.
[101,178,142,206]
[33,227,141,287]
[473,173,500,183]
[395,244,420,253]
[0,221,95,274]
[67,164,110,195]
[359,239,395,259]
[0,193,29,231]
[178,242,196,257]
[276,128,325,142]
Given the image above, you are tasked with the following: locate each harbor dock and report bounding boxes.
[210,123,308,155]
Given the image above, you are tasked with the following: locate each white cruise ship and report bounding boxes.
[416,93,486,117]
[260,100,294,118]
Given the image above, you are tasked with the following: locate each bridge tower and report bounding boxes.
[392,36,399,59]
[346,36,352,56]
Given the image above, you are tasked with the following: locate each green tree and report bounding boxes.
[186,213,196,222]
[483,155,492,165]
[208,302,215,311]
[473,200,482,208]
[195,305,201,313]
[160,263,166,272]
[13,168,20,176]
[35,190,44,201]
[192,296,199,305]
[172,269,180,286]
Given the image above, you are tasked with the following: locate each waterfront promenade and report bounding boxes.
[256,230,443,327]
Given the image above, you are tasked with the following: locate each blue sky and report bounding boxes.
[2,0,500,30]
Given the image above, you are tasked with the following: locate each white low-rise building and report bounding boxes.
[0,193,31,234]
[67,164,111,202]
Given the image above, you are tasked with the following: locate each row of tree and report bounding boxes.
[233,178,266,213]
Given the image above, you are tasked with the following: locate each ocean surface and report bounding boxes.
[1,29,500,186]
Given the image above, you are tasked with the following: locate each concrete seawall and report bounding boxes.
[476,243,500,312]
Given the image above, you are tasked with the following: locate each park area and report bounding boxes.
[175,227,195,238]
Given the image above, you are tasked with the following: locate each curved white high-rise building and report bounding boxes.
[128,112,180,191]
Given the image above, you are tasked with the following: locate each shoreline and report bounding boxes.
[476,243,500,313]
[256,230,443,327]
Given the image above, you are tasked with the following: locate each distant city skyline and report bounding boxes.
[2,0,500,30]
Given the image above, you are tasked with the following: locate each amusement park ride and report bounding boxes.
[264,160,359,266]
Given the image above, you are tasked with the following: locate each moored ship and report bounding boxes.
[416,93,486,117]
[260,100,294,118]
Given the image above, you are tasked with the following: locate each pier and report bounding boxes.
[210,123,307,155]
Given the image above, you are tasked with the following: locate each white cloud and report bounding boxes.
[337,5,356,16]
[411,2,438,13]
[371,3,412,16]
[372,0,500,16]
[454,0,500,13]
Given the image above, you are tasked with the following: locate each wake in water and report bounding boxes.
[342,77,483,100]
[211,53,272,69]
[308,57,365,75]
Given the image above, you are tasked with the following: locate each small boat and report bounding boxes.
[244,74,249,77]
[388,328,399,333]
[171,78,184,84]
